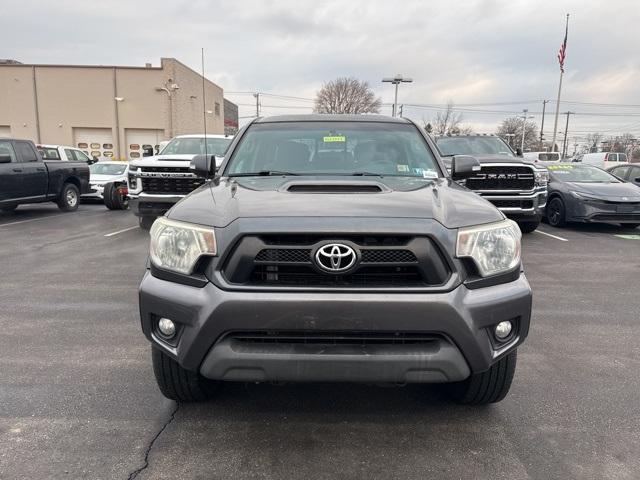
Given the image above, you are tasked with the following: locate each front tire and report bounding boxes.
[546,197,566,227]
[57,183,80,212]
[103,183,128,210]
[446,350,517,405]
[139,216,156,230]
[517,219,540,234]
[152,348,217,402]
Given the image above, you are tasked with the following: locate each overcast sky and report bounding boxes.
[3,0,640,143]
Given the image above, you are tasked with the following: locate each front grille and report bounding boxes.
[360,249,417,263]
[491,199,534,209]
[251,265,424,286]
[223,235,451,289]
[141,167,191,173]
[591,214,640,222]
[255,249,312,263]
[226,331,441,346]
[141,177,205,195]
[254,248,417,264]
[465,165,535,191]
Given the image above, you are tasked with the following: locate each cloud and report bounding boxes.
[1,0,639,138]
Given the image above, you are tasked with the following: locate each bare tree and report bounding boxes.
[432,102,472,135]
[314,77,381,114]
[496,117,539,151]
[585,132,603,153]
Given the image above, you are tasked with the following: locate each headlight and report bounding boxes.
[129,165,139,172]
[534,169,549,186]
[456,219,521,277]
[149,217,217,275]
[570,191,600,200]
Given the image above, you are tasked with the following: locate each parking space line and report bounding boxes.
[104,225,139,237]
[534,229,569,242]
[0,214,67,228]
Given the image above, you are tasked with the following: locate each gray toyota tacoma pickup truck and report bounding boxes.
[139,115,532,405]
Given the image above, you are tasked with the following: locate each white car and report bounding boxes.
[83,161,129,201]
[36,144,97,164]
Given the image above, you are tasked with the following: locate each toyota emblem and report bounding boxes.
[315,243,357,273]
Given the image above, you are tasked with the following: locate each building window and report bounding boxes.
[215,102,221,116]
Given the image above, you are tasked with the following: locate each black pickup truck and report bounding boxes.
[0,138,90,213]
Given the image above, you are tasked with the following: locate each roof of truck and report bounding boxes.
[254,114,409,124]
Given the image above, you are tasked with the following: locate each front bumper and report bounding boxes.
[567,199,640,224]
[139,272,532,383]
[129,193,185,217]
[82,184,105,200]
[481,188,547,220]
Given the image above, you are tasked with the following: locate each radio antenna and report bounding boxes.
[201,47,208,158]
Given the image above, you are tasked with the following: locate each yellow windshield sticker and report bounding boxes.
[323,135,346,143]
[547,164,574,170]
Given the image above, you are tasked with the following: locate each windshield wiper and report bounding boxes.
[227,171,300,177]
[351,172,384,177]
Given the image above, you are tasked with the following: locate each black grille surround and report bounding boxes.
[221,235,451,289]
[465,165,535,191]
[225,331,444,346]
[141,176,205,195]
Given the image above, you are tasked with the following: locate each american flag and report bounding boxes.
[558,21,568,72]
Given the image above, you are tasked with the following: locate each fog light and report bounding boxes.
[494,321,513,340]
[158,318,176,337]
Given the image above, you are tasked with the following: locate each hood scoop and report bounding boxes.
[281,180,389,194]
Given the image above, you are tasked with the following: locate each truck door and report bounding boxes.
[0,140,22,203]
[14,141,48,199]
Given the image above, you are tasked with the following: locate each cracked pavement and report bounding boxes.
[0,203,639,479]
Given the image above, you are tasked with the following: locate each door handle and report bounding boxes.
[12,168,23,172]
[37,167,45,172]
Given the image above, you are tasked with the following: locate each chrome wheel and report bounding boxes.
[66,189,78,207]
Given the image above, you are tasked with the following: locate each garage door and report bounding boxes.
[73,128,114,159]
[0,126,11,137]
[125,129,164,159]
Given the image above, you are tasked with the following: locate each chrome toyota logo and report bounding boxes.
[315,243,357,273]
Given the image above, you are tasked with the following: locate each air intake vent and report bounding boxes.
[285,183,383,193]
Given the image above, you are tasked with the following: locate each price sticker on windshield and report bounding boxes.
[323,135,346,143]
[547,164,574,170]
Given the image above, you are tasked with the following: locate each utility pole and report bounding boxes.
[398,104,404,117]
[540,100,548,147]
[519,109,534,151]
[561,111,572,158]
[253,92,260,117]
[505,133,515,148]
[551,14,570,153]
[382,75,413,117]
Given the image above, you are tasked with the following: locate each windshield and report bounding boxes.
[547,164,621,183]
[162,137,231,156]
[436,136,515,157]
[90,163,127,175]
[225,122,440,178]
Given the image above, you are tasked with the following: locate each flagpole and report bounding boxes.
[551,13,569,154]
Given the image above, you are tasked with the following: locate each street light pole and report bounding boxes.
[382,75,413,117]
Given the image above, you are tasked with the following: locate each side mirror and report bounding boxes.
[190,154,216,178]
[88,157,99,165]
[635,177,640,183]
[515,148,523,157]
[451,155,481,180]
[0,154,12,164]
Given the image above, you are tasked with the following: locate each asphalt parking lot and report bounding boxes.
[1,204,639,480]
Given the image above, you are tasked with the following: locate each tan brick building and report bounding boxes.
[0,58,237,160]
